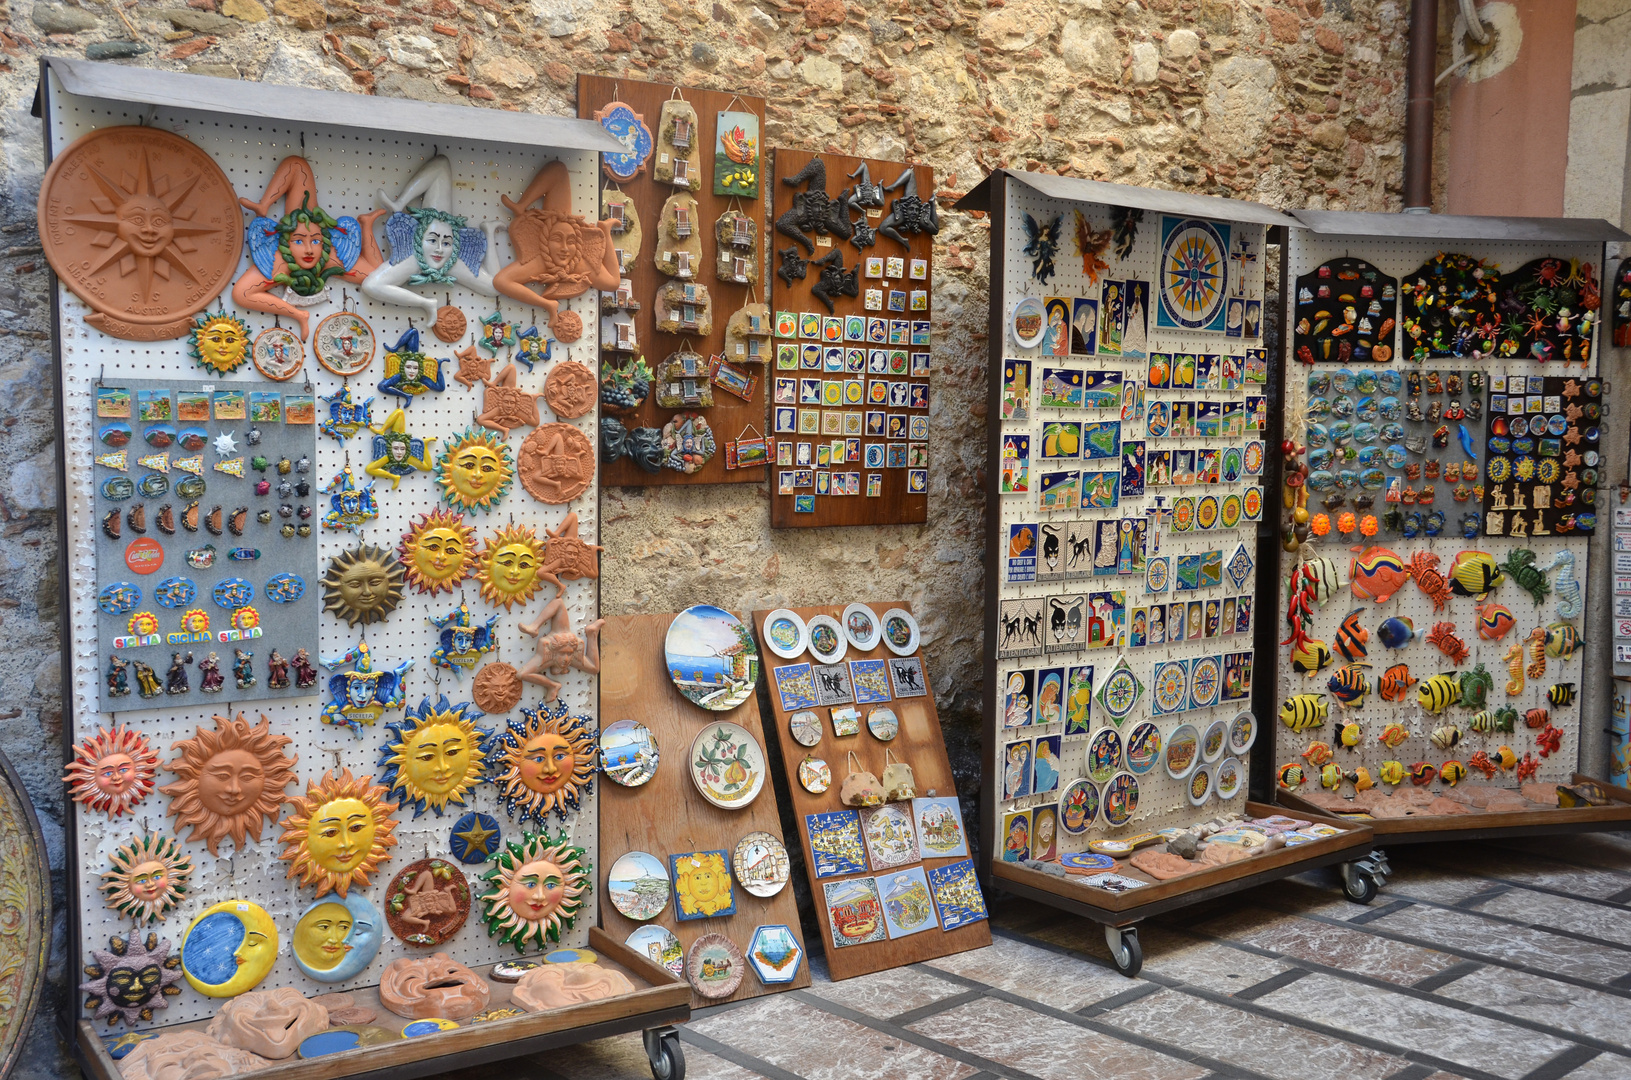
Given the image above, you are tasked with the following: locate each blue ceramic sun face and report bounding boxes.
[290,894,383,983]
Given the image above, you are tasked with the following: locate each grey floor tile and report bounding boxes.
[1434,965,1631,1051]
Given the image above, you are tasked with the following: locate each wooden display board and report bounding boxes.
[767,150,934,528]
[1277,775,1631,842]
[578,76,768,487]
[598,612,811,1007]
[752,602,991,980]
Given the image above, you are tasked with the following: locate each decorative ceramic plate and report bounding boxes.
[313,311,375,377]
[626,925,684,978]
[1059,778,1099,834]
[607,851,669,921]
[596,101,654,182]
[686,933,745,999]
[251,325,304,381]
[1146,558,1169,593]
[1165,723,1200,780]
[689,722,765,809]
[798,755,831,794]
[806,615,847,665]
[1011,296,1046,347]
[1087,728,1122,784]
[1196,496,1219,531]
[762,609,808,660]
[880,608,921,656]
[1201,718,1229,764]
[1220,494,1242,530]
[1227,711,1258,755]
[1152,659,1188,715]
[842,603,882,651]
[733,832,791,898]
[1187,764,1214,806]
[600,719,659,787]
[665,605,760,712]
[1215,757,1242,800]
[789,710,822,747]
[1126,722,1162,774]
[747,924,804,986]
[1189,655,1222,710]
[866,706,899,741]
[1059,852,1116,870]
[1103,772,1139,827]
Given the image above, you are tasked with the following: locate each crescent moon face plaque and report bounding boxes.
[39,126,244,340]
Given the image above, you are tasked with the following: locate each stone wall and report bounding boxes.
[0,0,1408,1074]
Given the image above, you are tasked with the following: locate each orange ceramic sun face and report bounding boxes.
[518,732,574,795]
[400,508,477,596]
[64,726,159,819]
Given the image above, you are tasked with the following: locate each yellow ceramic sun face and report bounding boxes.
[406,724,477,797]
[181,900,279,997]
[399,509,477,596]
[438,428,514,512]
[189,313,250,375]
[293,902,353,972]
[673,851,733,917]
[306,796,378,875]
[278,768,398,899]
[474,524,548,610]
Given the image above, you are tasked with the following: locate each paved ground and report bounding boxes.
[457,832,1631,1080]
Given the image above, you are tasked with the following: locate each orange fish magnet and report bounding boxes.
[1349,546,1409,603]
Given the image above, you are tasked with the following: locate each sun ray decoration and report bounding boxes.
[80,932,185,1028]
[478,831,590,953]
[321,543,407,626]
[63,725,160,819]
[436,427,515,513]
[488,701,597,825]
[377,696,493,818]
[278,768,399,898]
[398,507,478,595]
[473,522,550,611]
[160,712,299,856]
[99,834,193,924]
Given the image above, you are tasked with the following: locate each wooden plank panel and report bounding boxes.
[752,602,991,980]
[767,150,934,527]
[578,75,768,487]
[597,612,811,1007]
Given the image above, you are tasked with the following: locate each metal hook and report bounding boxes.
[97,364,105,387]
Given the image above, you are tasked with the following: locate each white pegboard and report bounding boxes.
[992,181,1267,849]
[49,80,602,1030]
[1273,228,1599,795]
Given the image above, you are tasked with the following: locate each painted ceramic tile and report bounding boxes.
[1007,522,1037,583]
[998,597,1044,659]
[1040,367,1083,408]
[807,811,866,878]
[1002,739,1033,800]
[1000,808,1030,861]
[1098,279,1124,356]
[877,866,939,939]
[1042,297,1071,356]
[1002,668,1033,728]
[860,803,919,871]
[1121,279,1149,359]
[887,656,928,698]
[1034,666,1064,726]
[914,796,969,858]
[1031,803,1059,861]
[1064,664,1093,735]
[1080,370,1123,410]
[848,659,891,704]
[824,876,888,947]
[1031,735,1062,795]
[813,663,854,706]
[1069,296,1098,355]
[773,663,819,711]
[928,859,987,930]
[670,850,736,920]
[1001,433,1030,494]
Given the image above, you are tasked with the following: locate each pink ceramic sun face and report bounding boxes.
[95,753,141,798]
[64,726,159,819]
[127,862,172,903]
[506,859,567,921]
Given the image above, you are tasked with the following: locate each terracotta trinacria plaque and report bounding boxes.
[39,126,244,340]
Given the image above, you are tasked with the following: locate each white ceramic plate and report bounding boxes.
[1186,763,1215,806]
[688,722,765,809]
[1227,711,1257,755]
[1215,757,1242,800]
[880,608,920,656]
[762,608,808,660]
[1011,296,1045,348]
[1201,719,1229,764]
[1165,723,1200,780]
[806,614,847,664]
[841,603,882,651]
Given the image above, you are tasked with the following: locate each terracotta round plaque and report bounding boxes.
[472,662,523,715]
[39,126,243,340]
[313,311,375,377]
[543,360,596,419]
[433,305,467,344]
[251,325,304,382]
[516,423,595,504]
[551,309,584,343]
[383,858,471,947]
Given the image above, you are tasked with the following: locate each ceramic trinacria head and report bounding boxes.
[63,725,160,819]
[378,954,492,1020]
[206,987,330,1060]
[160,712,299,857]
[278,768,399,898]
[291,894,384,983]
[116,1030,270,1080]
[362,154,502,323]
[492,160,621,343]
[512,963,635,1012]
[479,831,590,953]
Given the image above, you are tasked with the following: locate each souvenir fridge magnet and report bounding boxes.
[400,508,477,596]
[378,696,492,818]
[690,722,766,809]
[601,719,659,787]
[517,423,596,503]
[187,309,251,375]
[597,101,654,182]
[291,894,383,984]
[747,925,802,986]
[80,932,184,1027]
[322,544,406,626]
[490,701,598,825]
[437,427,515,513]
[180,899,279,997]
[384,858,471,946]
[686,934,745,999]
[449,812,503,865]
[479,831,591,951]
[670,850,736,920]
[38,125,243,340]
[99,834,192,924]
[362,155,501,323]
[64,725,159,820]
[278,768,399,898]
[314,311,377,377]
[664,604,760,711]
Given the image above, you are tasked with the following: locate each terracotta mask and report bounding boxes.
[478,831,589,952]
[63,725,159,819]
[474,523,549,610]
[161,713,298,857]
[321,544,406,626]
[278,768,399,898]
[291,894,383,983]
[436,427,514,512]
[399,508,477,595]
[116,1030,270,1080]
[491,702,597,824]
[206,987,330,1060]
[512,963,636,1011]
[100,834,192,924]
[379,697,491,817]
[378,954,492,1020]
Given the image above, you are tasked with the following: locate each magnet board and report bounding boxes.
[45,67,603,1033]
[578,75,768,487]
[767,150,935,529]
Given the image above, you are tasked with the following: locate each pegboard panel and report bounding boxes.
[48,76,602,1031]
[988,178,1270,857]
[1273,228,1600,799]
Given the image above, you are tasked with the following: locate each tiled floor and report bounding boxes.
[458,833,1631,1080]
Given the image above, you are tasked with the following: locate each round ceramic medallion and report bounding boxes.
[1011,296,1046,347]
[1196,496,1219,531]
[841,603,882,651]
[689,722,766,808]
[1244,487,1263,519]
[1228,711,1258,755]
[867,707,899,741]
[491,960,538,983]
[1165,723,1200,780]
[383,859,470,947]
[665,605,759,712]
[1086,728,1122,784]
[1201,719,1229,764]
[1153,660,1188,715]
[1187,764,1215,806]
[880,608,921,656]
[1216,757,1243,800]
[1220,494,1242,530]
[626,925,684,978]
[798,755,831,794]
[686,934,744,1000]
[1171,497,1195,532]
[252,325,304,381]
[732,832,791,898]
[789,711,822,747]
[1059,778,1099,835]
[806,615,847,665]
[762,609,808,660]
[1189,655,1222,710]
[1125,722,1162,775]
[600,719,659,788]
[1060,852,1116,870]
[516,423,595,504]
[1103,773,1139,827]
[543,360,597,419]
[607,851,669,922]
[313,311,376,377]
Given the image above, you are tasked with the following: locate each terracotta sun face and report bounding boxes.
[279,768,399,898]
[188,311,250,375]
[479,832,588,952]
[160,712,298,857]
[437,427,514,512]
[474,523,549,610]
[399,508,477,595]
[100,834,192,924]
[379,696,493,818]
[64,725,160,819]
[492,702,597,825]
[322,544,407,626]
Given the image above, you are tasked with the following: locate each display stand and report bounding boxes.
[959,170,1381,974]
[751,602,991,980]
[597,612,812,1007]
[1270,210,1631,849]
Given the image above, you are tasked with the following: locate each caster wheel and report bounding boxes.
[644,1028,685,1080]
[1343,866,1378,904]
[1104,924,1142,977]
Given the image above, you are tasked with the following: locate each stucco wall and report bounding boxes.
[0,1,1407,1074]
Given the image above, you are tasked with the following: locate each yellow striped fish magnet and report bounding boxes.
[1417,673,1460,714]
[1279,694,1327,731]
